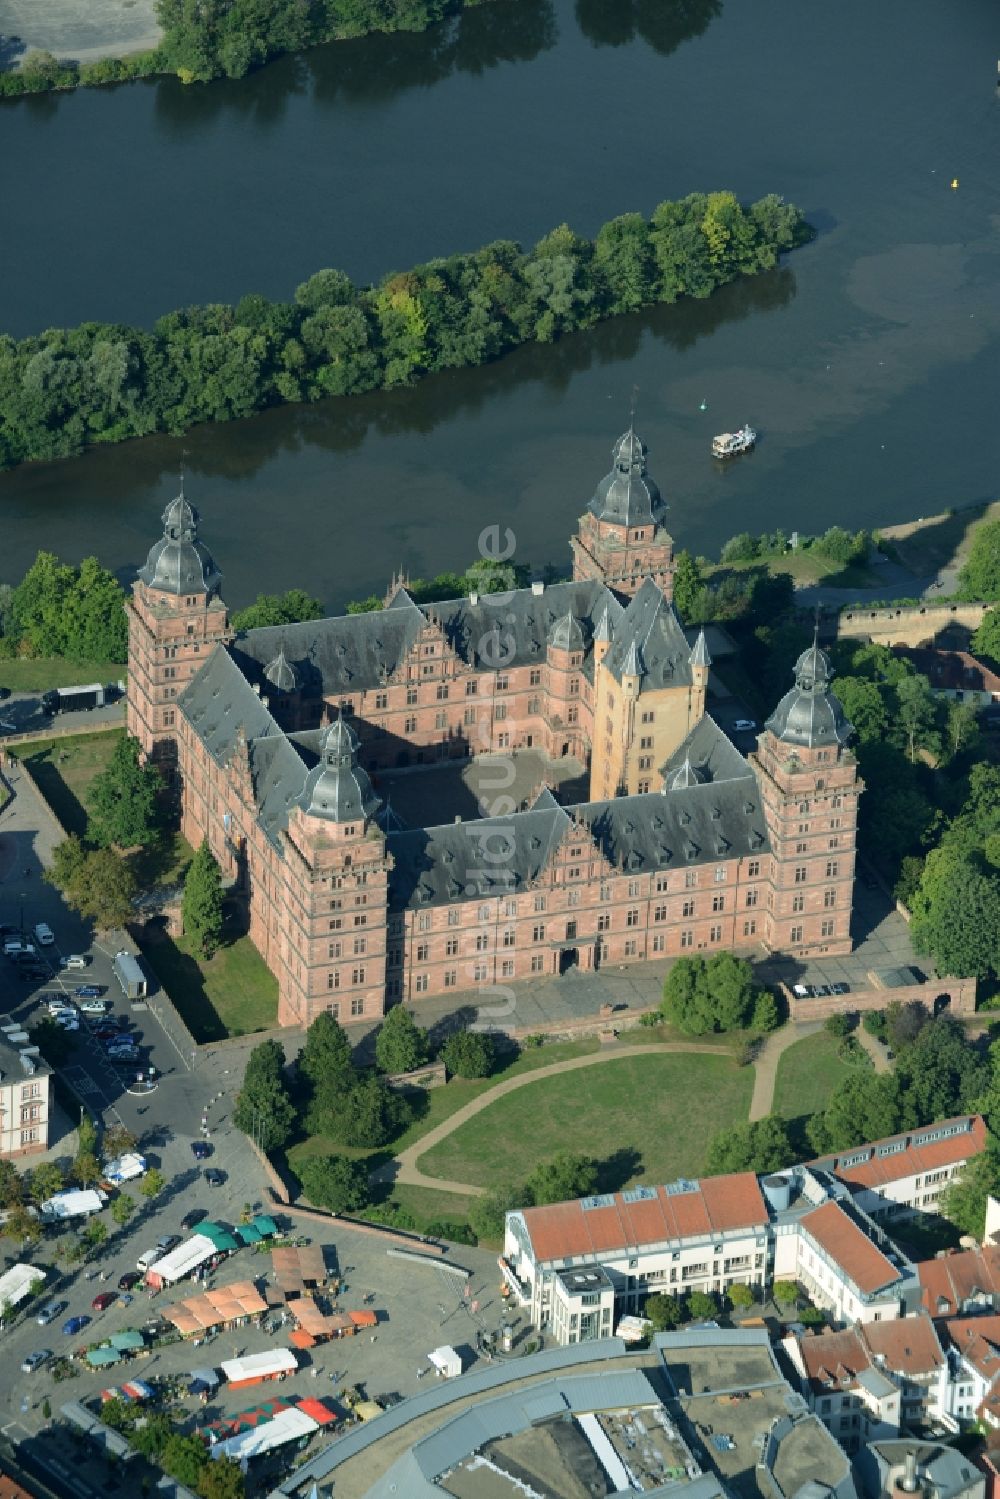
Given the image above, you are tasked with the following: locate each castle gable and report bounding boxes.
[386,803,573,912]
[231,598,425,700]
[574,775,769,873]
[427,579,622,680]
[662,714,759,786]
[604,578,692,690]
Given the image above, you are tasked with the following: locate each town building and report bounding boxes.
[854,1442,984,1499]
[916,1245,1000,1321]
[783,1315,950,1451]
[941,1316,1000,1425]
[126,431,860,1027]
[811,1116,988,1225]
[891,647,1000,709]
[0,1027,50,1159]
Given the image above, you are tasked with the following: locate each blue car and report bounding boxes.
[62,1314,91,1336]
[191,1141,211,1160]
[73,985,105,999]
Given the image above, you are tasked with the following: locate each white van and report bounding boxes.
[136,1247,163,1273]
[4,939,35,957]
[63,954,88,970]
[33,923,54,946]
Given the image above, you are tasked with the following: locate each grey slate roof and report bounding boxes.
[766,642,853,750]
[299,718,380,824]
[690,628,712,669]
[386,716,768,912]
[176,646,312,851]
[263,649,298,693]
[587,428,668,529]
[604,577,694,690]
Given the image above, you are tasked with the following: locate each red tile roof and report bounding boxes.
[793,1314,943,1392]
[944,1316,1000,1382]
[917,1245,1000,1319]
[893,648,1000,697]
[799,1201,901,1295]
[814,1116,986,1193]
[520,1173,768,1263]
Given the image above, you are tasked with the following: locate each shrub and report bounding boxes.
[862,1009,888,1041]
[825,1013,852,1038]
[441,1029,496,1079]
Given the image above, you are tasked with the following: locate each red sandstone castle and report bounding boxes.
[127,431,860,1028]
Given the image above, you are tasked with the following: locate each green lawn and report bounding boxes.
[416,1052,754,1191]
[771,1031,858,1123]
[704,551,882,591]
[136,908,278,1042]
[16,728,123,836]
[0,658,123,694]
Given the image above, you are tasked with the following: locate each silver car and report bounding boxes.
[21,1349,51,1373]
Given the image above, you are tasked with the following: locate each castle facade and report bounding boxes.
[127,432,860,1028]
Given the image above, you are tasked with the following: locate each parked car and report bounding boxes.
[118,1272,142,1292]
[53,1014,80,1031]
[62,1315,90,1336]
[734,718,757,731]
[831,982,851,996]
[47,998,76,1014]
[156,1234,181,1253]
[204,1168,226,1188]
[33,923,55,946]
[191,1141,211,1160]
[91,1291,117,1313]
[21,1350,51,1374]
[181,1208,207,1231]
[36,1300,65,1327]
[108,1048,140,1063]
[61,954,89,970]
[94,1028,118,1042]
[792,983,809,998]
[74,985,105,999]
[79,998,109,1015]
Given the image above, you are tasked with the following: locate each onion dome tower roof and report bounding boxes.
[765,638,853,749]
[138,482,221,596]
[587,427,666,528]
[299,716,380,823]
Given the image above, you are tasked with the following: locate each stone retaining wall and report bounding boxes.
[782,974,977,1021]
[836,601,988,647]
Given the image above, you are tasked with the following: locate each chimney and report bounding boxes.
[531,581,545,596]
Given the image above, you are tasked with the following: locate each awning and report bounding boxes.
[289,1330,315,1349]
[348,1310,376,1329]
[86,1347,121,1367]
[121,1380,153,1401]
[199,1222,239,1252]
[252,1215,277,1237]
[109,1330,145,1351]
[236,1224,262,1245]
[294,1399,337,1428]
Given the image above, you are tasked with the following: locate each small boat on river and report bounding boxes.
[712,424,756,459]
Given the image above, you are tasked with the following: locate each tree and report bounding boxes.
[72,1150,102,1187]
[672,550,704,623]
[468,1183,528,1242]
[807,1072,902,1154]
[111,1193,135,1227]
[884,1000,927,1052]
[3,1204,41,1244]
[47,834,88,896]
[441,1029,496,1079]
[230,589,324,632]
[83,1217,108,1248]
[704,1116,795,1177]
[182,839,225,959]
[196,1457,246,1499]
[234,1040,296,1151]
[946,701,979,759]
[645,1292,684,1330]
[894,1017,990,1128]
[102,1123,137,1158]
[825,1012,852,1038]
[324,1074,411,1149]
[0,1160,23,1209]
[78,1113,98,1157]
[525,1153,598,1206]
[86,734,163,848]
[139,1167,166,1200]
[296,1154,370,1213]
[29,1162,64,1204]
[299,1010,353,1085]
[375,1005,429,1076]
[972,606,1000,667]
[895,674,939,763]
[835,677,888,742]
[687,1289,717,1321]
[772,1280,799,1307]
[941,1145,1000,1240]
[957,519,1000,601]
[751,991,780,1034]
[728,1283,755,1311]
[911,849,1000,979]
[160,1433,208,1488]
[661,953,761,1035]
[50,844,137,930]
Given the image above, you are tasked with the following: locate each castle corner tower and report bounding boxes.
[570,428,675,599]
[127,487,231,766]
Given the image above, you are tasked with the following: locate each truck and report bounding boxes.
[40,683,107,716]
[113,950,147,1000]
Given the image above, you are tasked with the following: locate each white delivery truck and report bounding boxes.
[113,950,148,1000]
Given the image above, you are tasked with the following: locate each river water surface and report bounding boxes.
[1,0,998,606]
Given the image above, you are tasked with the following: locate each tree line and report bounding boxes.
[0,192,808,472]
[0,0,506,97]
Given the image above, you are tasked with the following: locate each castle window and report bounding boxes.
[505,899,517,916]
[435,711,447,729]
[598,913,610,931]
[828,836,840,848]
[821,919,835,937]
[329,918,342,931]
[503,929,515,948]
[790,926,803,944]
[417,912,430,931]
[653,905,666,922]
[436,683,449,701]
[681,930,693,948]
[747,860,760,876]
[327,972,340,990]
[625,939,638,956]
[826,860,840,877]
[328,1001,340,1018]
[163,711,175,727]
[824,889,837,908]
[416,943,428,962]
[422,665,434,677]
[405,716,417,733]
[423,645,435,656]
[328,942,341,959]
[534,896,546,913]
[533,924,545,942]
[407,687,418,705]
[714,866,726,882]
[794,866,807,884]
[626,909,639,927]
[685,871,697,889]
[446,938,458,957]
[464,708,476,725]
[712,895,725,913]
[354,915,367,927]
[444,970,457,987]
[832,795,842,809]
[497,732,510,748]
[478,904,491,921]
[799,801,810,814]
[796,842,807,855]
[745,889,758,907]
[627,879,639,896]
[495,703,507,720]
[641,711,654,724]
[466,679,477,696]
[496,674,509,692]
[351,996,365,1016]
[352,967,365,985]
[447,909,460,926]
[567,890,580,906]
[415,974,428,993]
[792,895,804,913]
[682,899,694,917]
[529,670,541,686]
[531,954,544,972]
[375,692,388,710]
[652,934,665,952]
[638,756,652,770]
[655,875,668,892]
[709,925,722,943]
[569,678,579,695]
[353,938,366,955]
[640,736,653,750]
[528,697,540,715]
[502,960,515,977]
[473,961,488,981]
[476,934,488,952]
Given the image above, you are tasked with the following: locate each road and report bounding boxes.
[0,689,124,745]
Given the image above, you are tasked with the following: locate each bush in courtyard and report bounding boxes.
[824,1013,852,1038]
[772,1280,799,1307]
[644,1293,684,1331]
[375,1004,429,1076]
[727,1283,755,1311]
[686,1290,717,1321]
[525,1153,598,1206]
[862,1010,888,1041]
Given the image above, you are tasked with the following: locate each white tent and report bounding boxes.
[38,1189,106,1222]
[428,1345,462,1378]
[220,1348,298,1386]
[104,1153,146,1184]
[0,1262,45,1311]
[144,1233,215,1287]
[209,1407,317,1461]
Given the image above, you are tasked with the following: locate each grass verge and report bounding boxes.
[772,1030,858,1128]
[136,906,278,1042]
[0,659,122,694]
[16,729,122,836]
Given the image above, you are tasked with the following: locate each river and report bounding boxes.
[1,0,998,607]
